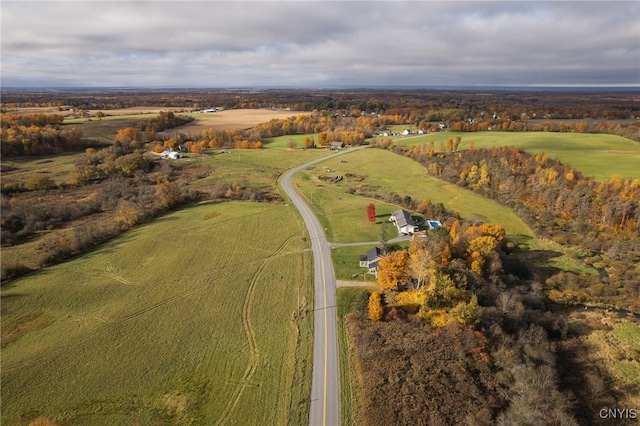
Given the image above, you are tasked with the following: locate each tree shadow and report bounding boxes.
[556,336,630,425]
[517,248,564,281]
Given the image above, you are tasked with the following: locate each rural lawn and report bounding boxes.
[292,148,535,242]
[1,201,313,426]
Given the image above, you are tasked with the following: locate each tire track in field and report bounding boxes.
[214,229,302,426]
[1,267,246,373]
[1,251,286,373]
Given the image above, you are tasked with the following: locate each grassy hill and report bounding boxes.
[292,148,535,241]
[1,201,313,426]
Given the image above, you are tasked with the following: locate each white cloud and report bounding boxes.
[1,1,638,87]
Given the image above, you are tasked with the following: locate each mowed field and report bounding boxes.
[292,148,535,242]
[1,201,313,426]
[390,131,640,181]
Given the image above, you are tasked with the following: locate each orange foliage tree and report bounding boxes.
[116,127,143,149]
[377,250,409,290]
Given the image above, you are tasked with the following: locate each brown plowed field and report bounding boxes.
[163,109,305,136]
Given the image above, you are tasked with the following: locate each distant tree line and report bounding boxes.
[3,88,638,122]
[0,113,84,156]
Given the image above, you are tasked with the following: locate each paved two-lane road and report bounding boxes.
[281,149,359,426]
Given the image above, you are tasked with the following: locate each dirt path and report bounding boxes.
[336,280,379,289]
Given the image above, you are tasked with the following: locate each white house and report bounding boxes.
[390,209,419,235]
[359,247,383,276]
[161,150,183,159]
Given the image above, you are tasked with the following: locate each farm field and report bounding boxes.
[163,109,306,137]
[1,201,313,426]
[389,131,640,180]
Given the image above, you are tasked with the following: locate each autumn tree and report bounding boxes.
[287,138,297,150]
[478,223,506,243]
[367,203,376,223]
[408,238,437,289]
[114,200,141,230]
[446,137,454,152]
[449,294,480,325]
[157,180,181,208]
[303,136,315,149]
[453,136,462,151]
[377,249,409,290]
[116,127,143,150]
[368,291,384,321]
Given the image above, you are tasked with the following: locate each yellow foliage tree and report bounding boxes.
[419,308,452,327]
[425,272,467,308]
[114,201,140,230]
[408,240,437,289]
[449,220,461,240]
[469,251,485,276]
[478,223,506,242]
[468,236,499,256]
[368,291,384,321]
[395,289,427,314]
[377,250,409,290]
[449,294,480,325]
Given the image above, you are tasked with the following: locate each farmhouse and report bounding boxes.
[390,209,419,235]
[161,150,183,159]
[330,141,345,150]
[359,247,383,276]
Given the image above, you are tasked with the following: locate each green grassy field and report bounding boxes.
[389,131,640,180]
[263,133,319,149]
[1,153,80,187]
[1,201,313,426]
[292,148,535,242]
[336,287,373,426]
[332,245,380,281]
[64,113,162,124]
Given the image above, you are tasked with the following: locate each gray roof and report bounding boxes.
[392,209,416,228]
[368,247,382,261]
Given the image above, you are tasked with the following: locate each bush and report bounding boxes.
[25,175,57,191]
[1,260,32,283]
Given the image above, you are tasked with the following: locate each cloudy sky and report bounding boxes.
[2,1,639,88]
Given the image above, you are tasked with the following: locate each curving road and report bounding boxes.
[281,149,357,426]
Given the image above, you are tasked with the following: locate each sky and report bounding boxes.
[1,1,639,88]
